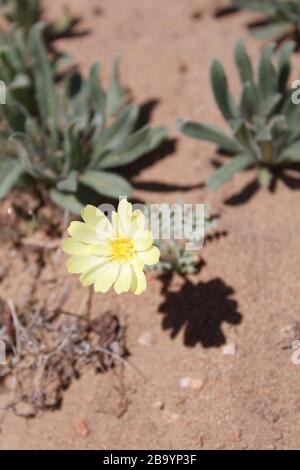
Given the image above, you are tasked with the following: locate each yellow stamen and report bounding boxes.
[109,237,135,262]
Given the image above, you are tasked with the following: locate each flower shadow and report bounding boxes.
[158,278,242,348]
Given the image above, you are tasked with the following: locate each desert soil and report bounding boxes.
[1,0,300,450]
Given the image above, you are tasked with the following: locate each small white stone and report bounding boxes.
[163,411,180,424]
[179,377,204,390]
[152,400,165,410]
[138,331,153,346]
[222,343,236,356]
[280,323,300,339]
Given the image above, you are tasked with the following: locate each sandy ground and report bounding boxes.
[1,0,300,450]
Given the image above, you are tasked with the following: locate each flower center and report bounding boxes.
[109,237,135,262]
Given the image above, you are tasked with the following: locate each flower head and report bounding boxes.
[62,199,160,295]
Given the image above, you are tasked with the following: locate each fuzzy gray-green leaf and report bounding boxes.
[98,126,166,170]
[89,62,106,118]
[0,157,23,198]
[106,57,125,117]
[49,189,84,214]
[57,170,78,193]
[208,154,252,190]
[279,141,300,163]
[30,22,58,129]
[251,22,292,40]
[258,43,277,100]
[258,167,272,188]
[79,170,133,198]
[90,105,139,165]
[210,59,238,122]
[177,119,244,154]
[234,39,253,85]
[240,82,260,118]
[232,0,276,14]
[278,41,295,94]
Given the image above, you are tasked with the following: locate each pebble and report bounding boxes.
[190,9,203,20]
[280,323,300,339]
[272,413,280,423]
[163,411,180,424]
[222,343,236,356]
[178,62,188,74]
[138,331,153,346]
[179,377,204,390]
[75,420,90,438]
[265,443,276,450]
[14,402,36,418]
[272,430,283,441]
[228,431,242,444]
[152,400,165,410]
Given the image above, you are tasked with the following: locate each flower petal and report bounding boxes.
[130,210,146,235]
[95,217,116,240]
[79,260,108,286]
[66,255,101,274]
[130,266,147,295]
[68,221,100,244]
[111,211,120,236]
[131,256,144,271]
[94,262,120,293]
[87,243,111,256]
[81,205,105,228]
[114,263,132,294]
[117,199,132,237]
[62,238,110,257]
[62,238,89,255]
[133,230,153,251]
[137,246,160,266]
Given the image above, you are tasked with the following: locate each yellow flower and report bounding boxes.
[62,199,160,295]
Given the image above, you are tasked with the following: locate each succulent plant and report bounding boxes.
[0,0,73,38]
[177,39,300,190]
[0,0,40,32]
[0,20,72,115]
[232,0,300,41]
[0,24,166,213]
[0,26,33,110]
[147,204,217,275]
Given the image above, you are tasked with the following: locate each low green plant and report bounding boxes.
[0,26,68,114]
[147,204,217,275]
[177,39,300,190]
[0,24,166,213]
[0,24,72,114]
[232,0,300,41]
[0,0,73,38]
[0,26,34,110]
[0,0,40,32]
